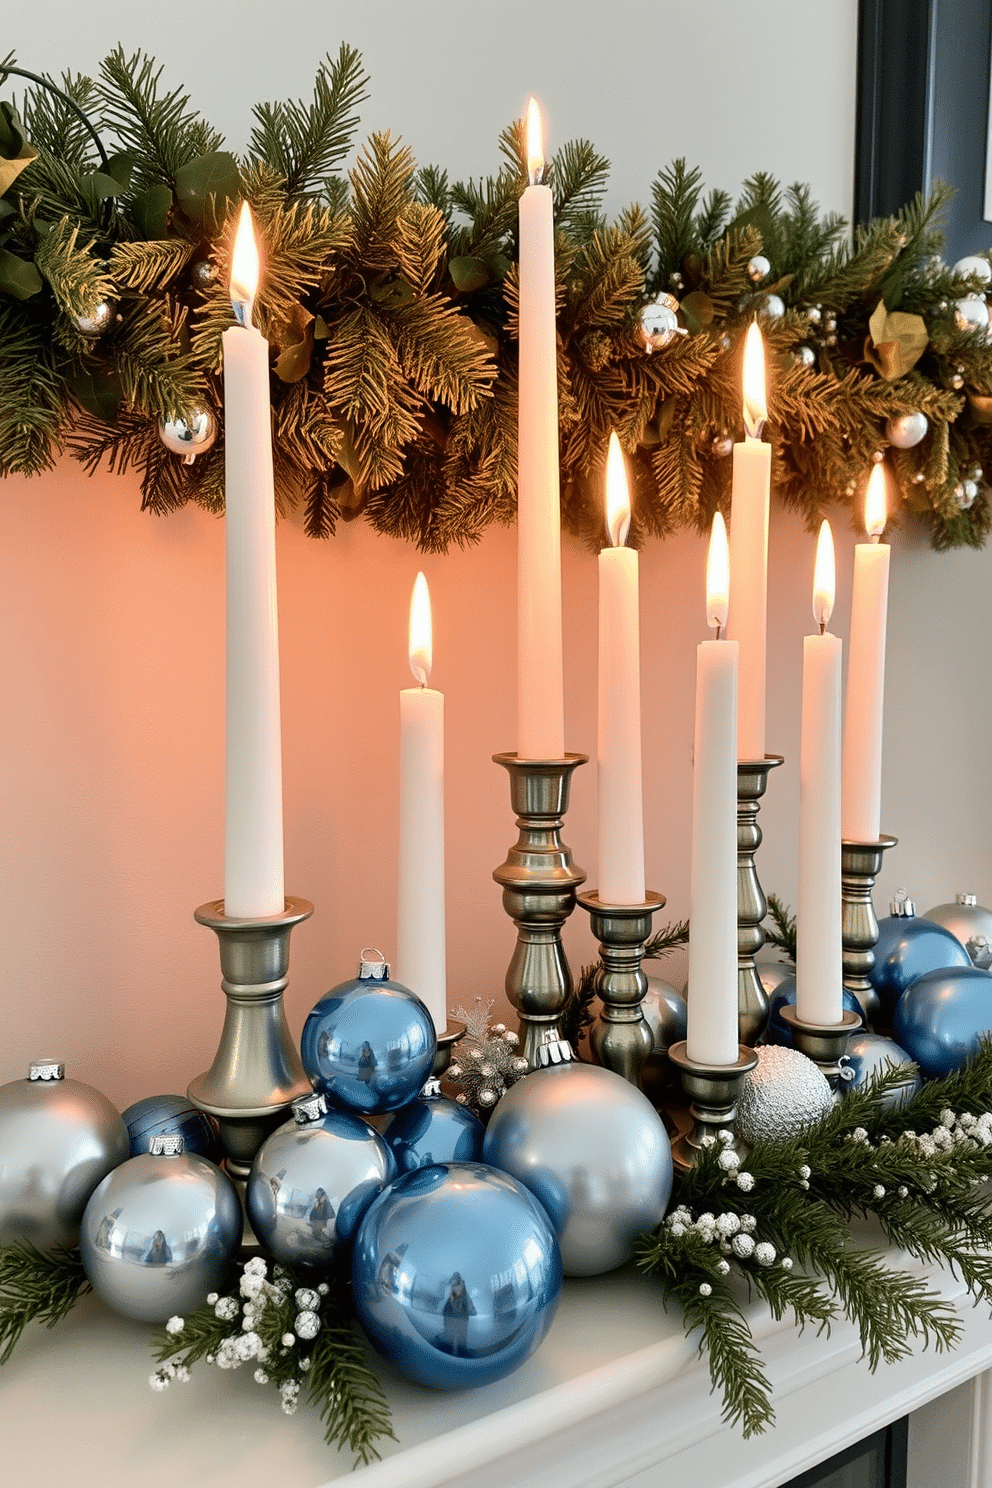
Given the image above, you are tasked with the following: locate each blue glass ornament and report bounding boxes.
[869,914,970,1022]
[80,1136,242,1323]
[893,965,992,1078]
[121,1094,219,1159]
[301,954,436,1115]
[246,1092,395,1269]
[352,1162,561,1390]
[765,978,865,1049]
[384,1081,484,1174]
[838,1033,922,1109]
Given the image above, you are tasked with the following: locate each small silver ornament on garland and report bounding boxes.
[957,480,979,509]
[190,260,217,290]
[158,404,218,465]
[792,345,816,369]
[71,300,117,337]
[639,293,685,353]
[955,296,990,333]
[953,254,992,285]
[747,254,771,283]
[886,411,929,449]
[736,1045,834,1145]
[757,293,785,322]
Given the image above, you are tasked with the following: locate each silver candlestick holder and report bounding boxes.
[575,889,667,1088]
[188,897,313,1201]
[667,1040,758,1171]
[737,754,784,1046]
[841,835,898,1029]
[432,1020,467,1078]
[779,1004,863,1093]
[493,753,588,1070]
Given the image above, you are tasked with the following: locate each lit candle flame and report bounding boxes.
[812,519,835,631]
[864,463,888,540]
[706,511,730,633]
[408,571,432,686]
[230,201,260,328]
[526,97,545,186]
[605,431,631,548]
[742,322,767,439]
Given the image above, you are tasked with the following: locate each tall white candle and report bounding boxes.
[842,466,890,843]
[517,97,565,760]
[222,202,285,919]
[687,514,740,1067]
[797,521,843,1025]
[597,433,645,904]
[397,573,446,1033]
[727,323,771,762]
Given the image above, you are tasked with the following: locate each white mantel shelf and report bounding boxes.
[6,1234,992,1488]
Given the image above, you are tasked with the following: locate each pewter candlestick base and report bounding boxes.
[493,753,588,1069]
[576,890,666,1088]
[667,1041,758,1171]
[432,1020,467,1079]
[737,755,784,1046]
[779,1005,862,1093]
[188,897,313,1194]
[841,835,898,1029]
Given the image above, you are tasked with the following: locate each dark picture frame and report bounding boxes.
[855,0,992,261]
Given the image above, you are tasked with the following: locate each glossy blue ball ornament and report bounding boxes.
[893,964,992,1078]
[869,914,970,1022]
[352,1162,562,1390]
[121,1094,219,1159]
[383,1082,484,1174]
[766,977,865,1048]
[839,1033,922,1109]
[301,954,437,1115]
[246,1092,395,1270]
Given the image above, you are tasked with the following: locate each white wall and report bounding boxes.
[4,1,988,1112]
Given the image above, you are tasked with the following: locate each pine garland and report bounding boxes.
[1,49,991,550]
[0,1241,90,1363]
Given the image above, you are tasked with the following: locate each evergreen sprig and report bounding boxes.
[0,1242,91,1365]
[763,894,797,962]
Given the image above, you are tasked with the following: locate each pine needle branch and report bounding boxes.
[764,894,797,961]
[0,1243,90,1365]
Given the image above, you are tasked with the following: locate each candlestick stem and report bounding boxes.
[779,1005,862,1094]
[841,835,898,1029]
[667,1041,758,1171]
[736,754,784,1045]
[493,753,587,1069]
[575,890,666,1088]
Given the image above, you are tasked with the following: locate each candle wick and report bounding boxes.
[869,532,881,544]
[715,621,723,641]
[819,619,826,636]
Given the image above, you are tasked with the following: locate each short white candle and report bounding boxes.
[687,513,740,1067]
[842,466,890,843]
[222,202,285,919]
[517,97,565,760]
[797,521,843,1025]
[727,323,771,762]
[396,573,446,1033]
[597,432,645,905]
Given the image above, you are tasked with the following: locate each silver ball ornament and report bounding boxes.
[736,1045,833,1145]
[757,293,785,322]
[190,260,217,290]
[956,480,977,509]
[792,345,816,369]
[955,296,990,333]
[158,405,218,463]
[0,1061,130,1251]
[72,300,115,337]
[639,294,681,352]
[838,1033,921,1110]
[711,434,734,457]
[886,411,929,449]
[747,254,771,283]
[80,1136,242,1323]
[953,255,992,286]
[923,895,992,967]
[482,1045,672,1276]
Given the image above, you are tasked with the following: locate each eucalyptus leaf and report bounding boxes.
[369,275,414,308]
[174,151,242,233]
[0,102,37,196]
[133,184,174,240]
[105,151,136,189]
[448,255,489,293]
[67,366,121,423]
[680,290,715,333]
[0,248,42,299]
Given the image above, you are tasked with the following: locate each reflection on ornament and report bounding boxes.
[953,255,992,285]
[384,1080,484,1174]
[0,1061,129,1251]
[885,411,929,449]
[352,1162,561,1390]
[757,293,785,322]
[894,964,992,1078]
[482,1042,672,1276]
[247,1092,394,1269]
[158,405,218,464]
[792,345,816,369]
[711,434,734,457]
[868,900,970,1024]
[639,294,684,352]
[736,1045,833,1144]
[747,254,771,283]
[838,1032,921,1110]
[755,958,794,1000]
[122,1094,219,1158]
[955,297,990,333]
[72,300,116,336]
[923,895,992,967]
[80,1136,242,1323]
[301,952,436,1114]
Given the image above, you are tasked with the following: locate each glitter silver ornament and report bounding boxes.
[736,1045,833,1145]
[72,300,115,336]
[190,260,217,290]
[747,254,770,283]
[955,297,990,332]
[482,1041,672,1276]
[158,405,218,464]
[80,1135,242,1323]
[953,255,992,286]
[247,1092,395,1269]
[885,411,929,449]
[838,1033,921,1110]
[0,1061,129,1251]
[923,895,992,968]
[757,293,785,322]
[639,294,681,352]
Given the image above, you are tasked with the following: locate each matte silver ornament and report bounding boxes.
[953,254,992,285]
[639,294,681,352]
[885,411,929,449]
[747,254,770,283]
[80,1136,242,1323]
[72,300,115,336]
[736,1045,833,1145]
[0,1062,129,1251]
[956,481,977,509]
[757,293,785,322]
[482,1042,672,1276]
[158,404,218,464]
[923,894,992,967]
[955,296,989,332]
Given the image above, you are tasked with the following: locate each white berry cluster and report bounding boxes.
[698,1130,757,1192]
[666,1201,789,1291]
[845,1107,992,1194]
[448,999,529,1111]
